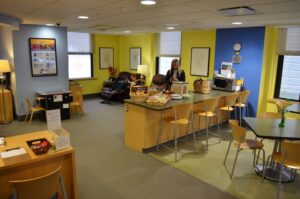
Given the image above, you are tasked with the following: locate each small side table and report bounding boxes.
[0,89,13,123]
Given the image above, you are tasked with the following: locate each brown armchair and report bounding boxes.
[100,72,142,103]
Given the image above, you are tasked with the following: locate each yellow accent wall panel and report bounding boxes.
[181,30,216,90]
[77,34,119,94]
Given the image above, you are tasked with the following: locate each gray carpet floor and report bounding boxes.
[0,98,236,199]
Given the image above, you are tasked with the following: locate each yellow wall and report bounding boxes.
[77,34,119,94]
[181,30,216,90]
[257,27,279,115]
[119,33,156,85]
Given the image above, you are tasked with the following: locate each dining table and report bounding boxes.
[243,117,300,182]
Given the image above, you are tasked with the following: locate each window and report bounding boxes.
[156,32,181,75]
[275,27,300,101]
[67,32,93,79]
[68,54,93,79]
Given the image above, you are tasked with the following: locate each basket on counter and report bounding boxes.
[27,138,52,155]
[129,94,148,103]
[130,85,149,103]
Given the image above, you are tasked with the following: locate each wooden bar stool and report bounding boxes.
[194,97,221,149]
[234,90,250,125]
[219,93,239,137]
[156,102,196,162]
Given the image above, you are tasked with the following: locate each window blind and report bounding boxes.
[67,32,91,53]
[159,32,181,56]
[278,27,300,55]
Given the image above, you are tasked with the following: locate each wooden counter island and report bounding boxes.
[0,129,77,199]
[124,90,238,152]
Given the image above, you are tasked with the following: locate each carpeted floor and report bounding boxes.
[0,98,236,199]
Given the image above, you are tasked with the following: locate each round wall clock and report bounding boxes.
[233,43,242,52]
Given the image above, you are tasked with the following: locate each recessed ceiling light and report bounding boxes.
[124,30,131,33]
[140,0,156,5]
[232,22,242,25]
[78,16,89,19]
[167,27,175,30]
[46,24,55,26]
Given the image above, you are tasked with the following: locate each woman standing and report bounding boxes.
[165,59,186,86]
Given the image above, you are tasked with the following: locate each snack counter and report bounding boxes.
[124,90,238,152]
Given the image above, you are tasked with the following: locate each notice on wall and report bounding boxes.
[46,109,61,131]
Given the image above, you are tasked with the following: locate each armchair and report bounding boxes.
[100,72,142,103]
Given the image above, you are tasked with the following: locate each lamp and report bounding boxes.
[137,65,147,84]
[0,60,11,123]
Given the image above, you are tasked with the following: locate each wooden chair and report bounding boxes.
[261,112,281,119]
[194,97,221,149]
[234,90,250,125]
[263,140,300,197]
[219,93,239,137]
[9,166,67,199]
[25,98,46,124]
[70,92,83,114]
[157,103,196,162]
[224,120,265,179]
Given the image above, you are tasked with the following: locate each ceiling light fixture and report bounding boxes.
[140,0,156,5]
[232,22,242,25]
[78,16,89,19]
[46,24,55,26]
[167,27,175,30]
[124,30,131,33]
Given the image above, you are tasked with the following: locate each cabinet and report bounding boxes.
[0,89,13,123]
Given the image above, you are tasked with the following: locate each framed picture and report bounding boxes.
[130,47,141,70]
[190,47,210,77]
[29,38,57,77]
[99,47,114,69]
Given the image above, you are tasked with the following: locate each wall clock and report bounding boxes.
[233,42,242,52]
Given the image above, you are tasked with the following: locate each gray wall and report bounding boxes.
[13,24,68,116]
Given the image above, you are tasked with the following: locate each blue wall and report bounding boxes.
[214,27,265,116]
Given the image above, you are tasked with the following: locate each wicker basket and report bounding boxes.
[130,94,148,103]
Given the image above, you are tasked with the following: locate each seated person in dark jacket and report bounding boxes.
[165,59,186,89]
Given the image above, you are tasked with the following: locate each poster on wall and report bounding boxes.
[190,47,210,77]
[29,38,57,77]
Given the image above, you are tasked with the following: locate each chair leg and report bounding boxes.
[205,116,209,150]
[156,113,163,152]
[24,113,29,122]
[239,106,242,126]
[217,110,221,143]
[224,140,232,165]
[191,117,196,153]
[59,175,68,199]
[253,149,257,167]
[29,112,34,124]
[230,145,241,179]
[235,107,237,121]
[174,123,178,162]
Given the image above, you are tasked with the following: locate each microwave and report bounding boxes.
[212,77,240,92]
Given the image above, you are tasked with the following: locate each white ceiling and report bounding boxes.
[0,0,299,34]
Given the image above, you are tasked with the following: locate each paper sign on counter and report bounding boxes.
[47,109,61,131]
[0,148,27,159]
